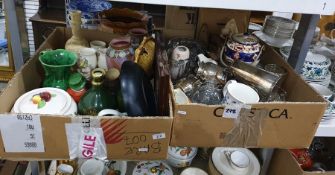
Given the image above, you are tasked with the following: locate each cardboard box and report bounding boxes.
[196,8,251,37]
[0,28,173,160]
[170,46,327,148]
[268,149,335,175]
[165,6,197,31]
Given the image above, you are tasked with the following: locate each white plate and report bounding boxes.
[212,147,260,175]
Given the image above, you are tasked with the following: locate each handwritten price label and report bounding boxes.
[0,114,44,152]
[124,134,162,156]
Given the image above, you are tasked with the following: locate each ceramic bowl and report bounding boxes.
[12,88,77,115]
[168,146,198,160]
[301,52,331,80]
[309,83,333,99]
[210,147,260,175]
[106,160,127,175]
[181,167,208,175]
[166,155,195,168]
[132,161,173,175]
[166,146,197,168]
[222,33,262,65]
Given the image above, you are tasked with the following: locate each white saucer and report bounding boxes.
[212,147,260,175]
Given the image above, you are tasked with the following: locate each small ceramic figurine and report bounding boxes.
[65,11,89,53]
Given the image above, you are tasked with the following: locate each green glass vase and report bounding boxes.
[39,49,77,90]
[78,68,117,116]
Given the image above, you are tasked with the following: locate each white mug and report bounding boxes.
[223,80,259,104]
[80,159,106,175]
[98,109,127,116]
[79,47,97,69]
[90,40,106,50]
[172,46,190,61]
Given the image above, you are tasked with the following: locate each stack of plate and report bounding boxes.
[263,16,297,39]
[253,16,297,48]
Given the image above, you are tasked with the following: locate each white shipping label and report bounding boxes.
[0,114,45,152]
[152,133,166,140]
[222,104,251,119]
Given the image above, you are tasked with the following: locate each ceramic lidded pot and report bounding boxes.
[301,51,331,80]
[221,33,263,65]
[181,167,208,175]
[39,49,78,90]
[12,88,77,115]
[106,38,134,71]
[167,146,198,168]
[132,161,173,175]
[209,147,260,175]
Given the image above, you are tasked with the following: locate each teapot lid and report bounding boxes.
[232,33,259,45]
[132,161,173,175]
[13,88,72,115]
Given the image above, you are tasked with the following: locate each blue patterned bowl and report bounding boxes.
[302,52,331,80]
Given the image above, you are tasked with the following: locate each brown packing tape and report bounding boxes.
[222,108,268,147]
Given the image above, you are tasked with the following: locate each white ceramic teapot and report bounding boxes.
[12,88,77,115]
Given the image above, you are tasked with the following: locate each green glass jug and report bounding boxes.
[39,49,77,90]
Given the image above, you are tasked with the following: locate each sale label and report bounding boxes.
[222,104,251,119]
[0,114,45,152]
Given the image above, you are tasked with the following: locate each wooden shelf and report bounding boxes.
[29,8,66,25]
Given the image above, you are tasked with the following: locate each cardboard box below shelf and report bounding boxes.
[0,28,173,160]
[170,45,327,148]
[269,149,335,175]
